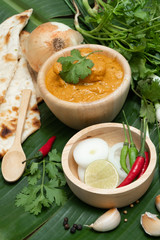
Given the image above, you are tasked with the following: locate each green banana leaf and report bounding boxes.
[0,1,159,240]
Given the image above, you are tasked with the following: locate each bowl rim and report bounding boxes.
[37,44,131,107]
[62,122,157,195]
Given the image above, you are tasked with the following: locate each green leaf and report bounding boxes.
[48,149,61,162]
[58,49,94,84]
[134,7,148,20]
[140,100,156,123]
[56,172,66,186]
[130,56,156,80]
[138,78,160,102]
[44,184,67,206]
[24,193,46,215]
[28,169,41,185]
[15,185,41,208]
[45,162,59,179]
[30,162,39,175]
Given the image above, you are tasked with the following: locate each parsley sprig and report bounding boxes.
[15,149,67,215]
[58,49,98,84]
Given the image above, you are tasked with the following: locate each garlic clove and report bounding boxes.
[141,212,160,236]
[85,208,121,232]
[155,195,160,212]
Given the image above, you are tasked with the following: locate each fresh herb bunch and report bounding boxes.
[57,49,95,84]
[70,0,160,125]
[15,149,67,215]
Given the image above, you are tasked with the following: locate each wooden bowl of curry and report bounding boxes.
[38,44,131,129]
[61,123,157,208]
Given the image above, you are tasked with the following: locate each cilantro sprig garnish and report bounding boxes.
[15,149,67,215]
[57,49,97,84]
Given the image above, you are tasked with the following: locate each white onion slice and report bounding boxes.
[77,165,85,182]
[73,138,109,168]
[108,142,130,184]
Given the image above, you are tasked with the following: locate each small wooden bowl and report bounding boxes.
[62,123,157,208]
[38,44,131,129]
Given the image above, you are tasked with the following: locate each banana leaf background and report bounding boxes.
[0,0,159,239]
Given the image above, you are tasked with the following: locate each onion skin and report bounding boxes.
[24,22,84,72]
[20,30,30,56]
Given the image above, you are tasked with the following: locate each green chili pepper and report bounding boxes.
[123,111,138,168]
[120,122,129,174]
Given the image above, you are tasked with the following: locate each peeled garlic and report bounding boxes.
[141,212,160,236]
[85,208,121,232]
[155,195,160,212]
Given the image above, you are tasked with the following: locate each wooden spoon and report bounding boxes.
[1,89,32,182]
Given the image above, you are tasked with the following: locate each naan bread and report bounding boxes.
[0,50,41,158]
[20,30,43,103]
[0,9,33,103]
[27,64,43,103]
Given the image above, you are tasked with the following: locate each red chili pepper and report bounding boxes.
[117,118,147,188]
[117,155,145,187]
[137,151,149,178]
[39,136,56,157]
[22,136,56,163]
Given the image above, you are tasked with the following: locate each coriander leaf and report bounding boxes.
[134,8,148,21]
[75,58,93,80]
[28,169,41,185]
[16,148,67,216]
[140,100,155,123]
[45,162,59,179]
[24,196,42,215]
[24,193,50,215]
[46,179,59,188]
[57,172,66,186]
[48,149,61,162]
[137,78,160,102]
[15,192,29,207]
[15,185,41,208]
[44,184,67,206]
[30,162,39,175]
[59,64,79,84]
[58,49,94,84]
[55,162,63,171]
[130,57,156,80]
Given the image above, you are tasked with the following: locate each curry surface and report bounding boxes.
[45,48,124,103]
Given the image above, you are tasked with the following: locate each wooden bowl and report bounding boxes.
[38,44,131,129]
[62,123,157,208]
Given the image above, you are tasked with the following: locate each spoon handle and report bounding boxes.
[13,89,32,147]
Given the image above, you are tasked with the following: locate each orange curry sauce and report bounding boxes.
[45,48,124,103]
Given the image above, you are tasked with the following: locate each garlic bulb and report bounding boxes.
[23,22,84,72]
[155,195,160,212]
[141,212,160,236]
[85,208,121,232]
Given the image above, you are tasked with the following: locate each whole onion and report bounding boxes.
[23,22,84,72]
